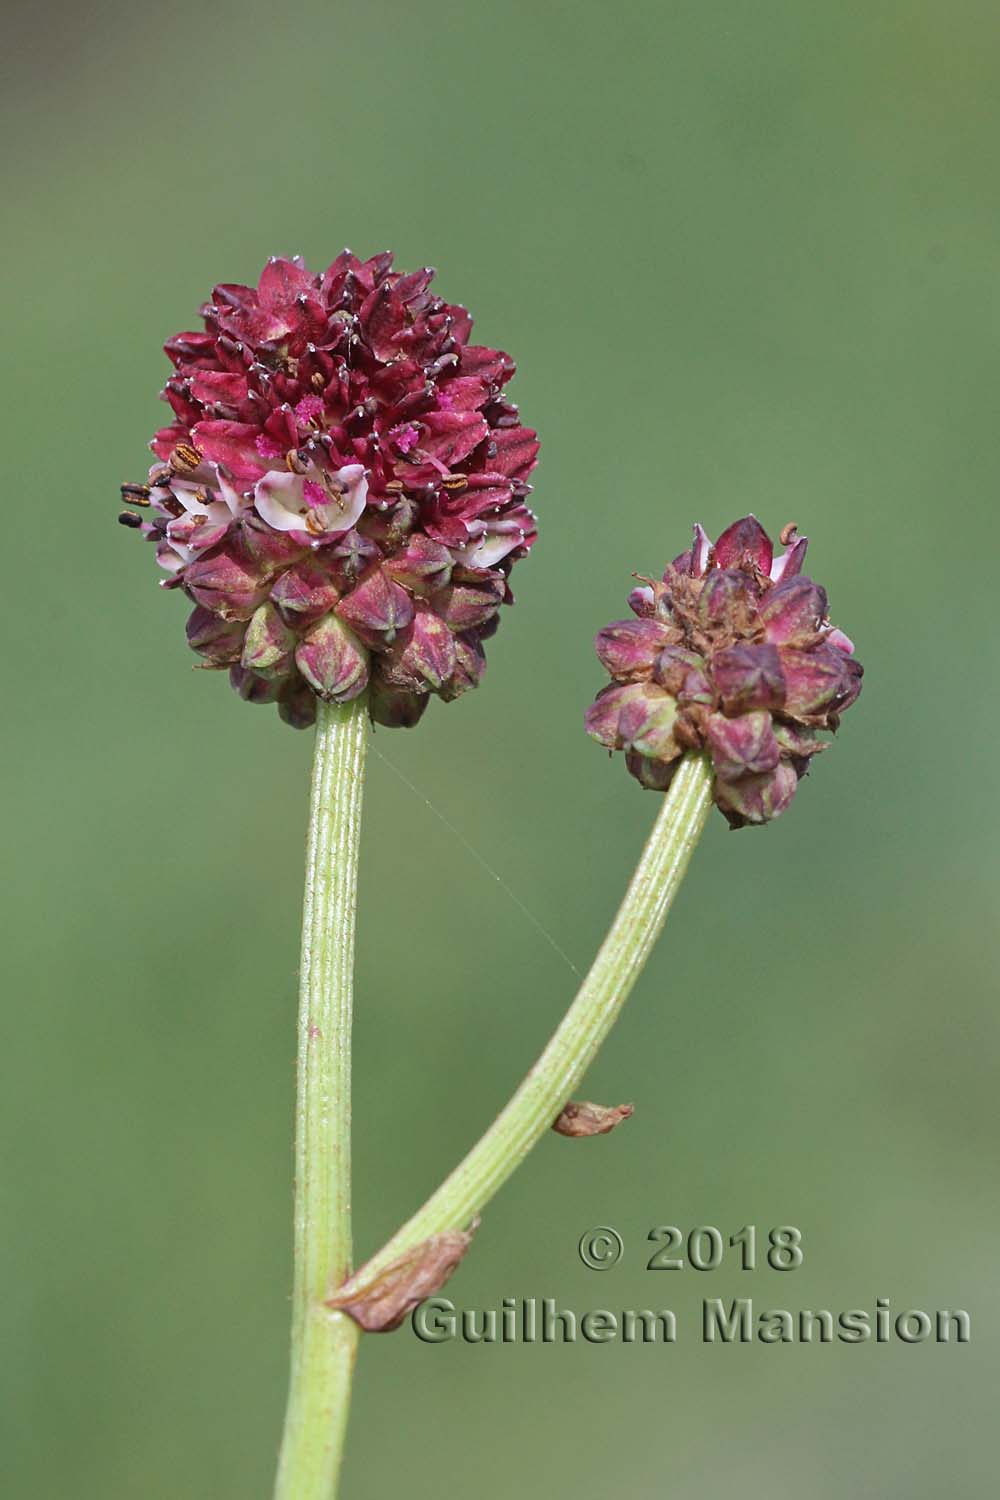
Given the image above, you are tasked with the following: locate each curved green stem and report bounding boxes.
[274,696,369,1500]
[348,751,713,1298]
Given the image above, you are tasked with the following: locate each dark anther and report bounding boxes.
[169,443,202,475]
[120,484,151,506]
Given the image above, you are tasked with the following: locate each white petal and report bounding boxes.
[770,535,808,582]
[322,464,369,533]
[216,470,246,516]
[155,539,191,572]
[254,470,308,532]
[825,627,855,655]
[207,501,232,528]
[691,523,711,576]
[456,528,520,569]
[169,479,214,516]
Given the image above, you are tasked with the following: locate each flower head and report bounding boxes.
[585,517,863,827]
[119,253,539,728]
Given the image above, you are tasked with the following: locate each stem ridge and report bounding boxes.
[274,741,711,1499]
[275,696,369,1500]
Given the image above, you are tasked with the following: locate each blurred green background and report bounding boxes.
[3,1,998,1495]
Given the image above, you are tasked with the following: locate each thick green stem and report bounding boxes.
[347,751,713,1298]
[274,696,369,1500]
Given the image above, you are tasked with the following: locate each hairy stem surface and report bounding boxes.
[274,696,369,1500]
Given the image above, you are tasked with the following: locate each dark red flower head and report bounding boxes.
[585,517,863,827]
[119,252,539,728]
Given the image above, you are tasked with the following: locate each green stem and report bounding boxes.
[274,696,369,1500]
[347,751,713,1298]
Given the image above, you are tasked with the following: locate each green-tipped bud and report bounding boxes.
[295,615,370,703]
[241,602,298,680]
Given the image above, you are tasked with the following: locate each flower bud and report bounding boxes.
[595,619,673,680]
[369,677,428,728]
[239,510,310,573]
[705,710,779,780]
[381,604,457,692]
[241,602,297,679]
[433,576,504,633]
[278,679,318,730]
[185,606,245,665]
[625,749,679,792]
[653,645,710,702]
[617,684,681,761]
[779,644,855,718]
[713,761,799,828]
[383,535,454,594]
[270,559,341,627]
[295,614,370,702]
[710,643,785,715]
[442,632,487,700]
[697,568,757,629]
[759,576,828,646]
[229,666,281,703]
[584,682,645,750]
[335,567,414,646]
[712,515,773,573]
[184,544,270,620]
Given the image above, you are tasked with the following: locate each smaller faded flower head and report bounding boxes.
[585,517,863,827]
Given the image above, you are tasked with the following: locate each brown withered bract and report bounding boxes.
[326,1221,479,1333]
[552,1100,634,1137]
